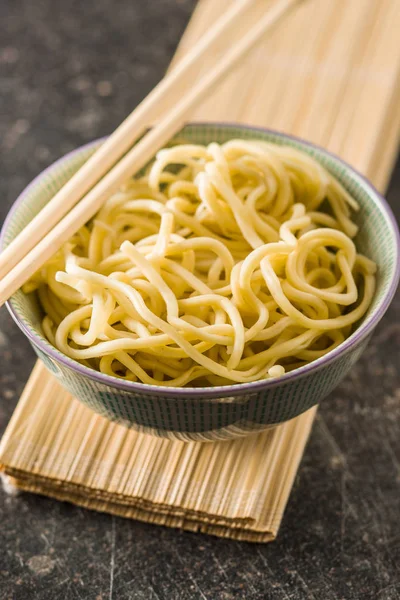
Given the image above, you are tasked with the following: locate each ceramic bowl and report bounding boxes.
[2,123,399,441]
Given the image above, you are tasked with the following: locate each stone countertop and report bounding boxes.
[0,1,399,598]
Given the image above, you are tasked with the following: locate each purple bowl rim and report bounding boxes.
[1,121,399,399]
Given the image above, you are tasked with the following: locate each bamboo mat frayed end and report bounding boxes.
[0,362,316,543]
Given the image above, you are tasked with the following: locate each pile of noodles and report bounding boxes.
[24,140,376,386]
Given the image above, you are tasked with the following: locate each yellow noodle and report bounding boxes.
[23,141,376,386]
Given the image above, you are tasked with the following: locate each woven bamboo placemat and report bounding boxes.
[1,0,399,543]
[0,363,317,542]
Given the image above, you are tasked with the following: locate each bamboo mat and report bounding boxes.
[1,0,400,543]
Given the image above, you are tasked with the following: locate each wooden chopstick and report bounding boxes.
[0,0,302,306]
[0,0,257,281]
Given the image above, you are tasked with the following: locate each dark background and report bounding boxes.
[1,1,399,599]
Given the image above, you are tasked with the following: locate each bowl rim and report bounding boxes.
[2,121,399,399]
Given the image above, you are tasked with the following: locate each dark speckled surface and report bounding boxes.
[0,1,400,599]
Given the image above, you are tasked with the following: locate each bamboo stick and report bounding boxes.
[0,0,301,306]
[0,0,258,281]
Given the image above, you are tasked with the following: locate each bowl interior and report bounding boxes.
[2,123,399,391]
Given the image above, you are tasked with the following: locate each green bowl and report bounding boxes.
[2,123,399,441]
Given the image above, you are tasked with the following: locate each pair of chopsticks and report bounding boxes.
[0,0,303,307]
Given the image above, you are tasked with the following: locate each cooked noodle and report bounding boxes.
[24,140,376,386]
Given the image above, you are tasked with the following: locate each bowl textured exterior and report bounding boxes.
[2,124,399,441]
